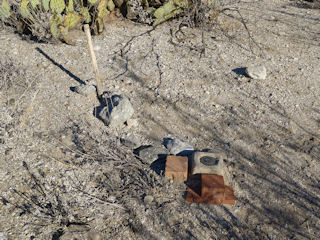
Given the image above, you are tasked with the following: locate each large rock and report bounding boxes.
[245,65,267,79]
[99,95,134,128]
[137,145,168,164]
[164,138,194,155]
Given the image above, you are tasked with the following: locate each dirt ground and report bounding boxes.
[0,0,320,239]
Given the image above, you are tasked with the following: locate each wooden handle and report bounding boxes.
[84,24,103,99]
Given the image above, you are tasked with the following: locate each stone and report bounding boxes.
[0,232,8,240]
[99,95,134,128]
[126,118,138,128]
[74,84,96,97]
[137,145,168,164]
[165,155,188,182]
[245,65,267,79]
[191,151,226,176]
[164,138,194,155]
[120,135,141,149]
[144,195,154,205]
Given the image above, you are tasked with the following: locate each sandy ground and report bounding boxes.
[0,0,320,239]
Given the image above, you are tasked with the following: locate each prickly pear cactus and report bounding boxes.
[64,12,80,29]
[0,1,11,19]
[31,0,40,8]
[20,0,32,19]
[80,7,91,23]
[50,13,63,37]
[42,0,50,11]
[50,0,65,14]
[153,0,188,26]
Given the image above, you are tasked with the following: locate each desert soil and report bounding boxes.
[0,0,319,239]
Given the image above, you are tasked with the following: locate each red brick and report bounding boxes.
[186,174,235,205]
[165,155,188,182]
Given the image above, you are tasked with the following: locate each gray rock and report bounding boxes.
[0,232,8,240]
[164,138,194,155]
[245,65,267,79]
[74,84,96,97]
[138,145,168,164]
[120,135,141,149]
[99,95,134,128]
[144,195,154,205]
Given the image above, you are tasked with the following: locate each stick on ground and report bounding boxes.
[84,24,103,99]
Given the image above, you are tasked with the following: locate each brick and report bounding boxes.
[165,155,188,182]
[191,152,226,176]
[186,174,235,205]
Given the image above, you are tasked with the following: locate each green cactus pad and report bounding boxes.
[67,0,74,12]
[20,0,32,18]
[153,0,187,26]
[50,14,63,37]
[107,0,115,12]
[50,0,65,14]
[31,0,40,8]
[80,7,91,23]
[97,0,107,19]
[64,12,80,29]
[42,0,50,11]
[88,0,99,4]
[0,1,11,19]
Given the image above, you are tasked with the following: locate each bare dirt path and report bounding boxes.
[0,0,319,239]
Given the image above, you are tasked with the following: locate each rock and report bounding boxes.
[245,65,267,79]
[0,232,8,240]
[137,145,168,164]
[74,84,96,97]
[144,195,154,205]
[107,195,116,203]
[120,135,141,149]
[126,118,138,128]
[99,95,134,128]
[190,151,232,185]
[164,138,194,155]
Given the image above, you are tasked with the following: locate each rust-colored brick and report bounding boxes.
[186,174,235,205]
[165,155,188,182]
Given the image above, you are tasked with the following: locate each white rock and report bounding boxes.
[164,138,194,155]
[245,65,267,79]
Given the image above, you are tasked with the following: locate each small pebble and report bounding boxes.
[74,84,96,97]
[144,195,154,205]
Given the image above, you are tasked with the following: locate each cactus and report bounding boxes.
[64,12,80,29]
[80,7,91,23]
[88,0,99,4]
[67,0,74,12]
[42,0,50,11]
[31,0,40,8]
[0,1,11,19]
[50,13,63,37]
[50,0,65,14]
[107,0,115,12]
[20,0,32,19]
[96,0,109,33]
[153,0,188,26]
[0,0,215,44]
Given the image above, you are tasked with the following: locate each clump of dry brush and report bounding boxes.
[0,0,222,43]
